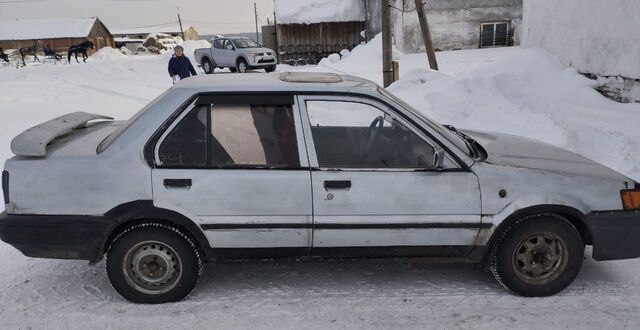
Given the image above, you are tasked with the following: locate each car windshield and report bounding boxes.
[232,38,260,48]
[376,87,472,158]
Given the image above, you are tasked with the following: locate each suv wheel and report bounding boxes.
[490,213,584,296]
[264,65,276,73]
[106,222,203,303]
[202,58,213,74]
[236,58,248,73]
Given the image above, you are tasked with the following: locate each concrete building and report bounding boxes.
[522,0,640,103]
[365,0,523,53]
[0,17,114,53]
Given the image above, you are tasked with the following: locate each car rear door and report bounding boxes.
[151,94,312,257]
[297,95,482,257]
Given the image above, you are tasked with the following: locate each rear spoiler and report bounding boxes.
[10,112,113,157]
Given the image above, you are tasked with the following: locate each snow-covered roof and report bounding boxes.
[0,17,102,41]
[114,37,145,43]
[110,23,195,36]
[275,0,366,24]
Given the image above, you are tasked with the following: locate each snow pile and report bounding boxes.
[90,47,126,61]
[388,48,640,180]
[275,0,366,24]
[299,34,401,82]
[522,0,640,79]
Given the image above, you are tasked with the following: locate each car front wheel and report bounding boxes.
[264,65,276,73]
[490,213,584,296]
[202,58,213,74]
[236,58,248,73]
[106,222,203,303]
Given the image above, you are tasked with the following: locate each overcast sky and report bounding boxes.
[0,0,275,34]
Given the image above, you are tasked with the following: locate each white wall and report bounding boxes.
[522,0,640,79]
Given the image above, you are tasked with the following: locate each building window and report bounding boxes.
[480,22,510,48]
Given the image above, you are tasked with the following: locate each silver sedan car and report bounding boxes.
[1,72,639,303]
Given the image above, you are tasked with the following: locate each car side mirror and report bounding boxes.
[433,149,445,170]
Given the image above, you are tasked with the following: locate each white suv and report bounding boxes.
[1,73,640,303]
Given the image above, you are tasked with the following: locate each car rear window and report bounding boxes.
[97,90,170,154]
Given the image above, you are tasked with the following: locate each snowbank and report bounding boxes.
[387,48,640,180]
[90,47,126,61]
[522,0,640,79]
[275,0,365,24]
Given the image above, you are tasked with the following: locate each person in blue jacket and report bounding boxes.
[168,45,197,83]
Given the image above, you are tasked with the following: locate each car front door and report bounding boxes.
[151,94,312,257]
[220,39,236,67]
[297,95,482,257]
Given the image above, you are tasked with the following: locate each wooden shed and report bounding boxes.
[268,0,366,65]
[0,17,114,54]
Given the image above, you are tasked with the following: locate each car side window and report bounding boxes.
[158,102,300,168]
[213,39,224,49]
[306,100,436,169]
[158,106,208,167]
[223,40,234,50]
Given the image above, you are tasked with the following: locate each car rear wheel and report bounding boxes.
[236,58,248,73]
[202,58,213,74]
[106,222,203,303]
[490,213,584,296]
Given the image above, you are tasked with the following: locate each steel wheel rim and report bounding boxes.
[238,62,246,72]
[203,61,211,73]
[512,232,568,285]
[122,240,183,295]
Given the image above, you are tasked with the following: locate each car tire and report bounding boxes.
[264,65,276,73]
[201,58,213,74]
[106,222,203,304]
[229,67,237,73]
[236,58,248,73]
[490,212,584,297]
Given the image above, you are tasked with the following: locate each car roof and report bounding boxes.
[173,72,380,94]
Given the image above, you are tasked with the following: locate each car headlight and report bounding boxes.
[252,53,262,61]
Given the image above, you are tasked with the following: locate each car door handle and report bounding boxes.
[164,178,192,188]
[324,180,351,190]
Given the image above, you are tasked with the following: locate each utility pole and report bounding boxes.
[381,0,393,87]
[254,2,259,43]
[414,0,438,70]
[274,0,279,63]
[177,7,185,41]
[363,0,369,42]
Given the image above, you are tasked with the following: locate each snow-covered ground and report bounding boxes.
[1,39,640,329]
